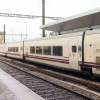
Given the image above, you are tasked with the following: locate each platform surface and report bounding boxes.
[0,68,44,100]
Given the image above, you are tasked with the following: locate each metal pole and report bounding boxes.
[82,31,85,66]
[4,24,5,43]
[42,0,45,37]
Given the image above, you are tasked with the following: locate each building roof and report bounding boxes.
[40,8,100,32]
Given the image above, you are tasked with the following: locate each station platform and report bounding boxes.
[0,68,44,100]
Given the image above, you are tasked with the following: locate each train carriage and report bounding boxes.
[5,42,23,59]
[24,36,69,69]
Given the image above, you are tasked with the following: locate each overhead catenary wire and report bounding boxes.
[45,1,67,18]
[0,0,42,12]
[45,0,68,14]
[0,13,65,20]
[45,1,62,17]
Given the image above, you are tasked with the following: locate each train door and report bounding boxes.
[69,38,78,70]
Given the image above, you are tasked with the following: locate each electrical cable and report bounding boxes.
[45,1,64,17]
[0,0,42,12]
[45,0,68,13]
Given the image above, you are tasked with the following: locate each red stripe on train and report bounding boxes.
[25,55,69,64]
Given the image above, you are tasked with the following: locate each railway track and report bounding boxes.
[0,56,100,100]
[0,57,89,100]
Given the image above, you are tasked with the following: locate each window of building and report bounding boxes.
[36,46,42,54]
[30,47,35,54]
[78,46,81,53]
[43,46,51,55]
[72,46,77,53]
[53,46,62,56]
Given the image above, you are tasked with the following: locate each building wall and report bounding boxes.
[0,35,4,44]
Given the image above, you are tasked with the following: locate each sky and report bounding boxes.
[0,0,100,43]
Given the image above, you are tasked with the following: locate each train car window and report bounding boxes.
[13,47,15,52]
[8,47,9,51]
[30,47,35,54]
[53,46,62,56]
[43,46,51,55]
[8,47,11,52]
[10,47,12,52]
[15,47,18,52]
[72,46,77,53]
[36,46,42,54]
[78,46,81,53]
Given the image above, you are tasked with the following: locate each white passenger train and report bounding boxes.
[0,8,100,77]
[0,29,100,77]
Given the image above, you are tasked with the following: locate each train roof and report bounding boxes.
[40,7,100,32]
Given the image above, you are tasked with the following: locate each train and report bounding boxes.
[0,29,100,77]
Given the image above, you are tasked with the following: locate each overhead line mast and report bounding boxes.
[42,0,45,37]
[4,24,5,43]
